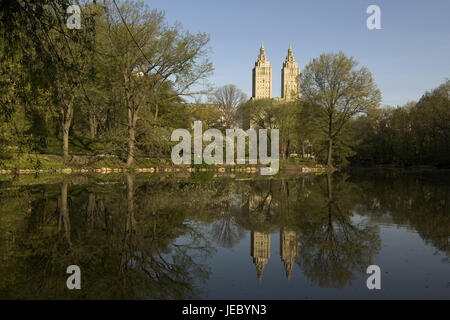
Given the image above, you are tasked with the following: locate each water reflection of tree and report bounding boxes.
[235,180,278,232]
[0,176,212,299]
[58,180,72,246]
[228,176,381,285]
[116,174,213,299]
[2,172,447,296]
[211,213,246,248]
[295,174,381,288]
[351,171,450,257]
[159,178,246,248]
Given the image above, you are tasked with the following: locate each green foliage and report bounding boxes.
[0,1,213,165]
[190,104,223,129]
[301,52,382,168]
[189,171,216,183]
[0,3,446,170]
[351,80,450,167]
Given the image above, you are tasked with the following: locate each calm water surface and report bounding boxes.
[0,171,448,299]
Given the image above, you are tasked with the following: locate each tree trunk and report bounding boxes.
[62,98,74,162]
[327,113,334,169]
[154,103,159,120]
[89,113,97,139]
[301,141,305,159]
[62,127,70,161]
[127,126,135,167]
[327,172,333,201]
[286,138,290,158]
[280,142,288,159]
[327,138,333,169]
[126,108,138,167]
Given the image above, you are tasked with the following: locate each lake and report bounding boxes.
[0,170,448,299]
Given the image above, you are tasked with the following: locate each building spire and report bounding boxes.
[285,43,295,63]
[287,43,293,58]
[258,41,267,62]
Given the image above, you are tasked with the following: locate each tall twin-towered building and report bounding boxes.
[251,229,299,280]
[252,43,300,100]
[252,43,272,99]
[281,44,301,100]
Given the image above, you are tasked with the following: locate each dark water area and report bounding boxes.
[0,171,448,299]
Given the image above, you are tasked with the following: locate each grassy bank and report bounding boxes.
[0,153,170,171]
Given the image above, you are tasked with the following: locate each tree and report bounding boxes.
[0,1,97,161]
[237,98,278,130]
[102,1,212,166]
[350,80,450,167]
[301,52,381,168]
[210,84,247,129]
[412,80,450,166]
[292,100,322,160]
[275,100,298,158]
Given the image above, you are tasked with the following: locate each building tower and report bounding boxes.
[252,42,272,99]
[251,231,271,280]
[280,228,299,279]
[281,44,300,100]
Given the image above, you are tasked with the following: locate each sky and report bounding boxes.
[145,0,450,106]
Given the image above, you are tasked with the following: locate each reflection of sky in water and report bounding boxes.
[0,172,448,299]
[180,222,449,299]
[175,212,449,299]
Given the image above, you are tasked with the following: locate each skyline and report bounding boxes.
[147,0,450,106]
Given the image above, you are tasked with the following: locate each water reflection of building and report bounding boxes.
[280,229,298,279]
[250,229,299,280]
[251,231,271,280]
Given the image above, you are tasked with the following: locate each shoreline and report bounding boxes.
[0,165,329,175]
[0,154,329,175]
